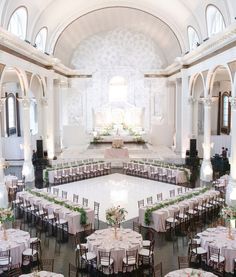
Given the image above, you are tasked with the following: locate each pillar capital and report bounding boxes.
[188,96,196,105]
[40,97,48,106]
[229,97,236,110]
[0,98,6,112]
[19,98,30,109]
[202,97,212,107]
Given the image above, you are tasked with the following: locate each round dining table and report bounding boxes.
[199,226,236,273]
[0,228,30,265]
[165,268,217,276]
[87,228,142,273]
[20,271,64,277]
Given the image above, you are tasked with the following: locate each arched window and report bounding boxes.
[221,92,230,134]
[188,26,200,50]
[206,5,225,37]
[8,7,27,40]
[6,94,16,136]
[35,27,47,52]
[109,76,127,103]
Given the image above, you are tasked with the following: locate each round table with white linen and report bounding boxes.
[4,175,18,190]
[165,268,217,277]
[199,226,236,273]
[0,228,30,265]
[87,228,142,273]
[20,271,64,277]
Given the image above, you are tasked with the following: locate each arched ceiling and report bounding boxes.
[54,7,182,69]
[0,0,234,69]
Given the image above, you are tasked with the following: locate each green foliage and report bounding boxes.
[28,190,87,225]
[144,186,211,226]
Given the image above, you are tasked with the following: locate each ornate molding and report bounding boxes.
[202,97,212,107]
[188,96,196,105]
[19,98,30,109]
[0,98,6,112]
[40,97,48,106]
[229,97,236,109]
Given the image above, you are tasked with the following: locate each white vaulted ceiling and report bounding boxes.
[0,0,234,69]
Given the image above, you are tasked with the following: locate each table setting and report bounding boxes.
[20,271,64,277]
[165,268,217,276]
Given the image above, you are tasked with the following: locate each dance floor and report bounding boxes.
[44,173,182,222]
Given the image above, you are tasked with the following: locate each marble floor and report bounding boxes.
[44,173,182,222]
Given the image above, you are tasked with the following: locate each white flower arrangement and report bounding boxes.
[106,206,127,226]
[0,208,14,223]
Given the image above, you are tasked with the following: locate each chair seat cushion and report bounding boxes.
[178,214,188,219]
[22,248,37,256]
[166,217,178,223]
[100,257,114,266]
[123,257,136,265]
[192,247,207,255]
[209,255,225,263]
[0,257,12,266]
[29,237,38,243]
[142,240,151,247]
[76,243,88,250]
[82,252,96,261]
[138,248,153,257]
[56,219,68,225]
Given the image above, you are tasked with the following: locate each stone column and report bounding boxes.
[46,77,55,159]
[226,97,236,205]
[188,96,196,138]
[200,97,213,182]
[0,100,8,208]
[40,97,48,145]
[175,78,182,155]
[21,98,35,182]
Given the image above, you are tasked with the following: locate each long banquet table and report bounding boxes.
[17,191,94,235]
[87,228,142,273]
[139,189,219,232]
[198,226,236,273]
[0,228,30,265]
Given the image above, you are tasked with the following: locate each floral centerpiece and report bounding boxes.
[0,208,14,240]
[106,206,127,239]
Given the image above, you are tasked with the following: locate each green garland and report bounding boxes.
[27,190,87,225]
[144,186,212,226]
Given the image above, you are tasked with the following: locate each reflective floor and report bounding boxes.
[44,173,182,221]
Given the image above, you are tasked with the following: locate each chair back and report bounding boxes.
[62,190,68,200]
[53,187,59,196]
[124,249,137,265]
[0,249,11,265]
[98,250,112,265]
[138,199,144,208]
[178,256,189,269]
[169,189,175,198]
[156,193,163,202]
[133,221,141,233]
[147,196,153,205]
[41,258,54,271]
[94,201,100,216]
[73,194,79,203]
[68,263,78,277]
[82,197,88,207]
[177,187,183,195]
[209,246,221,262]
[173,210,180,220]
[7,264,22,277]
[154,262,163,277]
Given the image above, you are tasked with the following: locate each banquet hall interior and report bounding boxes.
[0,0,236,276]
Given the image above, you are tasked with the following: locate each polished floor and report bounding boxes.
[44,173,182,221]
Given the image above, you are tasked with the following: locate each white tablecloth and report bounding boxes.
[139,190,219,232]
[87,228,142,273]
[17,191,94,235]
[20,271,63,277]
[165,268,217,276]
[104,148,129,159]
[0,228,30,265]
[199,226,236,273]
